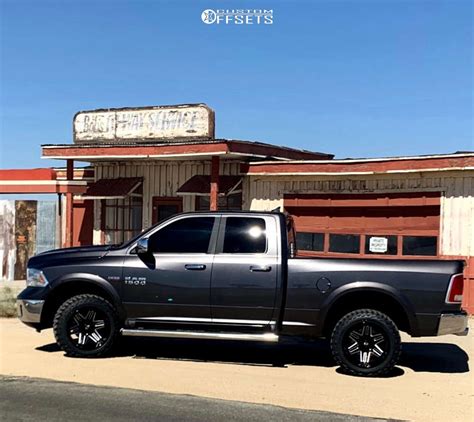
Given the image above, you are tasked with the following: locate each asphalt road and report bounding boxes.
[0,376,385,422]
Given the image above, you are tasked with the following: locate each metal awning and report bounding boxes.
[81,177,142,199]
[177,175,242,196]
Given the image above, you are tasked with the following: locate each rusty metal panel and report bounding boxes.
[0,200,16,281]
[36,201,57,254]
[14,200,37,280]
[74,104,215,143]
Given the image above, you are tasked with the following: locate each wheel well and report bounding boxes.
[42,281,119,328]
[323,290,411,337]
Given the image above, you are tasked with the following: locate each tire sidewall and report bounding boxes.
[53,295,119,357]
[331,309,401,377]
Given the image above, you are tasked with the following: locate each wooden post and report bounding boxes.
[210,156,220,211]
[65,159,74,247]
[56,193,62,248]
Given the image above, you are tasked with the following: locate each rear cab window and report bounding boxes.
[222,217,267,254]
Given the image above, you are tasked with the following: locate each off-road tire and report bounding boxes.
[53,294,120,358]
[330,309,401,377]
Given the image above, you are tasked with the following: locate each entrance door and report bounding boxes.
[152,197,183,224]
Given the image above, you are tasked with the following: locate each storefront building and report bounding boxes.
[2,104,473,312]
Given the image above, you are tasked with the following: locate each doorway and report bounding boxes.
[152,197,183,224]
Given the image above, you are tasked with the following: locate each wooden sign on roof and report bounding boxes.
[73,104,215,143]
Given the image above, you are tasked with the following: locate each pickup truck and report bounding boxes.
[17,211,468,376]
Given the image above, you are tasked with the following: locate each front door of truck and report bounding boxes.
[122,215,218,320]
[210,216,279,325]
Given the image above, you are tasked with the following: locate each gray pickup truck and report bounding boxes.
[17,211,467,376]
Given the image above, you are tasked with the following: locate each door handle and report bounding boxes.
[185,264,206,271]
[249,265,272,272]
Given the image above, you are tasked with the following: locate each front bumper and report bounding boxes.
[17,299,45,324]
[437,313,469,336]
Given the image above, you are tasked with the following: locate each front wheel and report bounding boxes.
[53,294,120,357]
[330,309,401,377]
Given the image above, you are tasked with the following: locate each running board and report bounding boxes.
[121,329,279,342]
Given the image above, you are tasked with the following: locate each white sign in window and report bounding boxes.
[369,237,388,253]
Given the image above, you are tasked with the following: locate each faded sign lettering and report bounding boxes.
[74,104,214,143]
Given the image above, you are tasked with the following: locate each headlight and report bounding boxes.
[26,268,49,287]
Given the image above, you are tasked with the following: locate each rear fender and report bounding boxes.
[319,281,418,335]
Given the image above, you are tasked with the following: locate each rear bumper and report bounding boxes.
[437,312,469,336]
[17,299,44,324]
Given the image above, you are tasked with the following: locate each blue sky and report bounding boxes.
[1,0,472,170]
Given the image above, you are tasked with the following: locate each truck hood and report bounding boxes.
[28,245,114,267]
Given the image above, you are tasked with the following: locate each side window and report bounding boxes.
[148,217,215,253]
[223,217,266,254]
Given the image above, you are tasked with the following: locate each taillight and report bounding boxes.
[445,273,464,304]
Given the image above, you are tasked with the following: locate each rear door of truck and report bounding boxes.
[210,215,280,325]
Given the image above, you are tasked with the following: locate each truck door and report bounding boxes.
[210,215,279,325]
[121,215,219,320]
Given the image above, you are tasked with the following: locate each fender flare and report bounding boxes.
[318,281,419,335]
[50,273,126,320]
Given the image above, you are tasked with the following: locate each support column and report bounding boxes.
[65,159,74,247]
[210,156,220,211]
[56,193,62,249]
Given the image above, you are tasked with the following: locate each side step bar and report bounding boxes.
[121,329,279,342]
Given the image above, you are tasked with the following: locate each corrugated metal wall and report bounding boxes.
[36,201,57,254]
[92,160,243,244]
[245,171,474,257]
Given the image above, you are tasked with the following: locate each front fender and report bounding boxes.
[50,273,125,319]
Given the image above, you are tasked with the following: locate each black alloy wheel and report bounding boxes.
[330,309,401,377]
[67,307,111,350]
[53,294,120,357]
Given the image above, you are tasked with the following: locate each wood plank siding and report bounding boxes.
[92,160,243,244]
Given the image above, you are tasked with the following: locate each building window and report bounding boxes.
[294,231,438,258]
[402,236,437,256]
[223,217,266,254]
[103,196,143,245]
[196,192,242,211]
[364,235,398,255]
[329,234,360,254]
[296,232,324,252]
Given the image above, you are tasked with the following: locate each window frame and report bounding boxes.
[295,229,439,259]
[214,216,273,255]
[128,214,221,255]
[102,196,143,245]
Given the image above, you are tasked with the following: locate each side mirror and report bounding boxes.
[136,238,149,255]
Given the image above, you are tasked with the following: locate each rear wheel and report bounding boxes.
[330,309,401,377]
[53,294,119,357]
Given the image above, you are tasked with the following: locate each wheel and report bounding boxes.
[330,309,401,377]
[53,294,120,357]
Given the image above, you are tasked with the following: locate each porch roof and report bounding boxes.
[81,177,143,199]
[41,139,333,162]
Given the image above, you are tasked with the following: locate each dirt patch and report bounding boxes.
[0,318,472,421]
